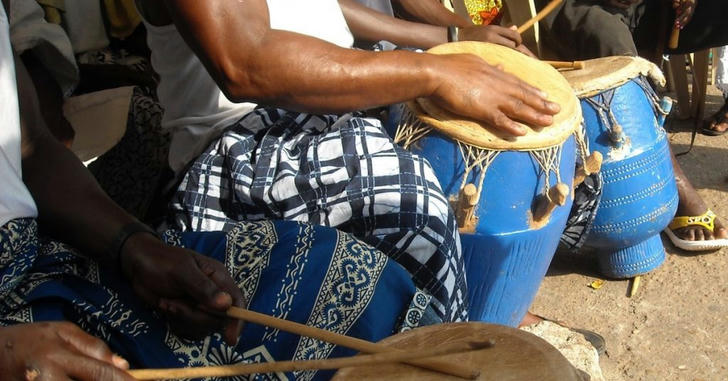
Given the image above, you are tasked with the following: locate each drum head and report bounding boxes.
[411,41,581,150]
[561,56,665,98]
[332,322,585,381]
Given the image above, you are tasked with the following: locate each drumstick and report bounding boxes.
[517,0,563,34]
[223,307,481,379]
[668,26,680,49]
[629,275,642,297]
[544,60,585,70]
[128,340,491,380]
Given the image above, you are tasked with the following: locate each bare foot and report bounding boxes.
[671,152,728,241]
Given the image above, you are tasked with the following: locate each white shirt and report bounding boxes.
[144,0,354,173]
[0,4,38,226]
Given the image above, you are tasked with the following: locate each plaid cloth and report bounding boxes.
[169,107,467,322]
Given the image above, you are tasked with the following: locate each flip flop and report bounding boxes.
[701,102,728,136]
[663,210,728,251]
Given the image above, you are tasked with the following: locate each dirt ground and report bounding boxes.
[530,84,728,380]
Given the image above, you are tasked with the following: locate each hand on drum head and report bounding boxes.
[428,53,560,136]
[458,25,536,58]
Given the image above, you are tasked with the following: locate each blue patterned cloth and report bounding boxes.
[0,218,437,380]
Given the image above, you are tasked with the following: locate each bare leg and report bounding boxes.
[670,146,728,240]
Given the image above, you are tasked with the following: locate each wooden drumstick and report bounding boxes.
[517,0,563,34]
[544,60,585,70]
[668,26,680,49]
[128,340,492,380]
[574,151,604,186]
[457,183,478,232]
[533,183,570,222]
[221,307,480,379]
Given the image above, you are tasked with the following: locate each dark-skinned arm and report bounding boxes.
[392,0,470,27]
[339,0,448,48]
[15,51,244,345]
[157,0,557,135]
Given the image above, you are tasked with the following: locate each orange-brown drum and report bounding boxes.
[332,322,587,381]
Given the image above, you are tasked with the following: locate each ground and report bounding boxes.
[530,84,728,380]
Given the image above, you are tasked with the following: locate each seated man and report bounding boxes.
[538,0,728,249]
[0,1,440,379]
[136,0,560,322]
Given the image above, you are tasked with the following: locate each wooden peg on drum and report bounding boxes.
[533,183,570,224]
[574,151,604,187]
[457,183,478,233]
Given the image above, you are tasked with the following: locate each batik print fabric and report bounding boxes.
[169,107,468,323]
[0,218,435,381]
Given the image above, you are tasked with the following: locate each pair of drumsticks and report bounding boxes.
[128,307,491,380]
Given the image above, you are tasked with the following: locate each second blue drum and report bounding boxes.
[563,56,679,279]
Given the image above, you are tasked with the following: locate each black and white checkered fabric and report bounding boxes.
[169,107,468,322]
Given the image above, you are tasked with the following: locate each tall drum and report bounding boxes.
[562,57,678,278]
[392,42,590,326]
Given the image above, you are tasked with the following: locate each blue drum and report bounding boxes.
[563,57,679,278]
[390,42,585,326]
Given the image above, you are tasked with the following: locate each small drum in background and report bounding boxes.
[390,42,591,326]
[562,56,678,279]
[332,322,586,380]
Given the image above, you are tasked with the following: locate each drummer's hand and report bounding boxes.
[604,0,641,9]
[672,0,696,29]
[458,25,536,58]
[120,233,245,346]
[429,53,560,136]
[0,322,134,381]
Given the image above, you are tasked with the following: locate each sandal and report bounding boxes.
[701,101,728,136]
[663,210,728,251]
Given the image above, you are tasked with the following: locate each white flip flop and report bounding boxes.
[663,210,728,252]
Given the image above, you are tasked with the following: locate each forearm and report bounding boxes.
[16,53,137,261]
[392,0,470,27]
[165,0,443,113]
[339,0,447,48]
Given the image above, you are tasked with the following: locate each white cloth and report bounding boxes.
[9,0,78,96]
[0,4,38,226]
[716,46,728,97]
[144,0,354,173]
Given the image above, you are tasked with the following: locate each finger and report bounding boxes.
[490,34,518,49]
[488,110,527,135]
[496,26,523,46]
[516,44,537,58]
[174,254,232,311]
[196,256,246,345]
[55,323,129,370]
[501,96,555,127]
[506,81,561,116]
[486,67,549,99]
[54,350,135,381]
[159,298,226,338]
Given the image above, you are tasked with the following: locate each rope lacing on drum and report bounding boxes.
[457,142,500,205]
[585,90,625,145]
[395,107,432,149]
[633,76,669,118]
[530,146,563,203]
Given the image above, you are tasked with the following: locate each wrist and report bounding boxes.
[107,222,158,271]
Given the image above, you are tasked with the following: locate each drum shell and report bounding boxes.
[580,79,678,250]
[408,131,576,326]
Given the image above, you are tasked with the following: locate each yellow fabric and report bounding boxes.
[668,210,716,232]
[463,0,502,25]
[36,0,64,24]
[103,0,141,39]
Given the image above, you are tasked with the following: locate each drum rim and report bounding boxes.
[407,41,582,151]
[561,56,665,98]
